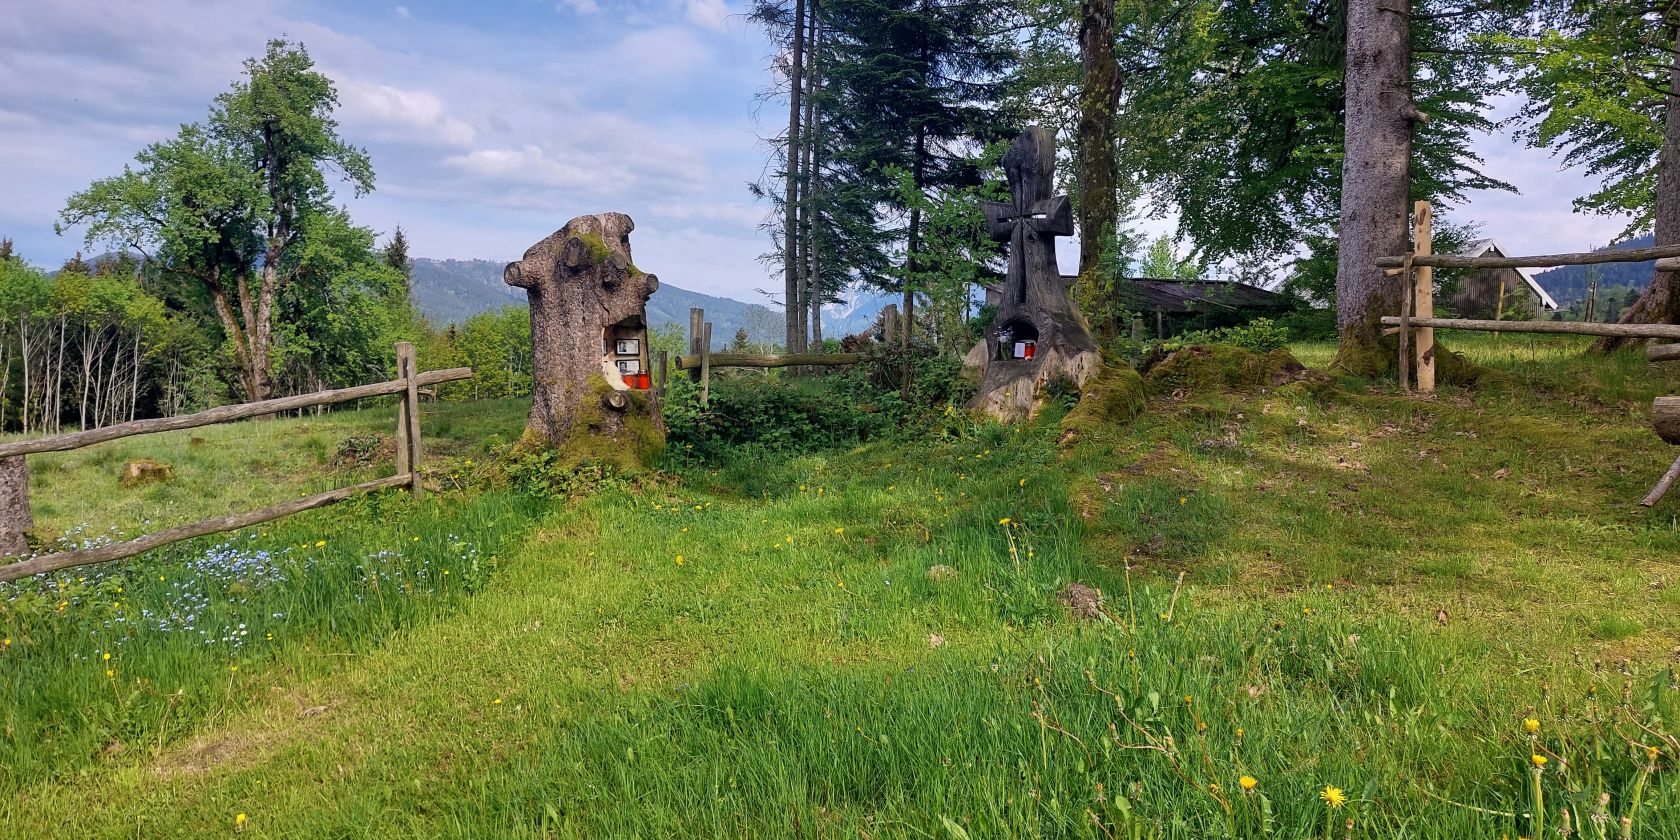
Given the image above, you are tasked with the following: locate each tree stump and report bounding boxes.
[504,212,664,468]
[965,127,1101,422]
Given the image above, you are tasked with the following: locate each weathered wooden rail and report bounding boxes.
[0,343,471,583]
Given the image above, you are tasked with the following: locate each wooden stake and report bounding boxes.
[1494,276,1507,339]
[688,308,704,383]
[1413,201,1435,392]
[1398,253,1412,392]
[397,342,423,495]
[701,322,713,406]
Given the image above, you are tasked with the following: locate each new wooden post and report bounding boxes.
[397,342,423,495]
[688,307,704,383]
[1413,201,1436,392]
[395,348,412,479]
[700,322,713,406]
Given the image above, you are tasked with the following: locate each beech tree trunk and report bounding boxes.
[1332,0,1415,376]
[1597,24,1680,351]
[1076,0,1123,341]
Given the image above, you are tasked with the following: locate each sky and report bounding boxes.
[0,0,1639,305]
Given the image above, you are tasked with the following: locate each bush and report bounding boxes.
[1169,317,1292,352]
[665,377,892,463]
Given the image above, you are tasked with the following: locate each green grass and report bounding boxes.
[2,342,1678,838]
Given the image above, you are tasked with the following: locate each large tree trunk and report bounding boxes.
[783,0,808,353]
[1332,0,1415,376]
[1597,24,1680,351]
[902,123,927,399]
[1075,0,1123,342]
[504,213,664,468]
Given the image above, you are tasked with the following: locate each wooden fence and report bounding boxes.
[676,307,867,406]
[0,343,472,583]
[1377,202,1680,505]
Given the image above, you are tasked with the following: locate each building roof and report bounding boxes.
[1097,277,1290,315]
[1457,239,1560,310]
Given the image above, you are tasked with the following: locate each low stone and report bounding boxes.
[119,459,173,486]
[1057,582,1104,621]
[927,564,958,582]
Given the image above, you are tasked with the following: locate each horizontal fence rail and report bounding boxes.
[0,367,472,459]
[1375,242,1680,271]
[0,476,410,583]
[673,351,865,371]
[1378,316,1680,341]
[0,343,472,583]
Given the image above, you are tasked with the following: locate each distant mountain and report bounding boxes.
[1532,235,1656,306]
[410,257,890,347]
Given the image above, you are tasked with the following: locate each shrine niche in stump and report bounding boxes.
[504,212,664,469]
[966,127,1100,422]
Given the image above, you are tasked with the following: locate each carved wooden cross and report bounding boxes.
[981,128,1072,304]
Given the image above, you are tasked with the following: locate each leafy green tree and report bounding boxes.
[1507,1,1680,345]
[62,39,373,401]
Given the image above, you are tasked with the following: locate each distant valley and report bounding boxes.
[411,257,890,347]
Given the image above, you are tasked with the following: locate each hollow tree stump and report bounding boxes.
[965,127,1101,422]
[504,213,664,468]
[0,456,30,557]
[1656,397,1680,445]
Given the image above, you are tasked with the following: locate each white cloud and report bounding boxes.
[557,0,601,14]
[394,5,411,19]
[339,80,477,147]
[685,0,730,31]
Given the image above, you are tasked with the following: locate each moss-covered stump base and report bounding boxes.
[1145,346,1332,397]
[516,376,664,472]
[1058,364,1146,446]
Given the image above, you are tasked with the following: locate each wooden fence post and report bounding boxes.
[0,456,31,557]
[701,323,713,406]
[397,342,423,495]
[1414,200,1436,392]
[656,349,668,409]
[395,347,412,479]
[688,308,704,383]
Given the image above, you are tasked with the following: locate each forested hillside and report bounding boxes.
[1532,234,1657,306]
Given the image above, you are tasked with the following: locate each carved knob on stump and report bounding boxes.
[601,390,631,412]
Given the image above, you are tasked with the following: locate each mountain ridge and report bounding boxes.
[410,257,890,347]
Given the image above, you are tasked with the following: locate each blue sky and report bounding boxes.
[0,0,1639,305]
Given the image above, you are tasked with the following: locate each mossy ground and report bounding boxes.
[3,333,1678,837]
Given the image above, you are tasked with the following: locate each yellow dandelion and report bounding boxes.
[998,518,1011,525]
[675,555,685,566]
[1646,745,1660,762]
[493,698,503,705]
[887,485,895,491]
[1179,496,1187,505]
[1320,786,1346,808]
[235,813,247,830]
[102,652,111,661]
[1531,754,1547,768]
[1183,695,1193,704]
[1239,775,1257,792]
[834,527,844,535]
[412,536,420,542]
[2,638,10,646]
[1523,718,1540,734]
[229,664,239,673]
[1019,478,1026,487]
[314,540,326,548]
[105,669,114,678]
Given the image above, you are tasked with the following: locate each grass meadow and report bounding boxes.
[2,334,1678,838]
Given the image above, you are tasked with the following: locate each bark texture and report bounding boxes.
[783,0,809,354]
[1332,0,1414,376]
[1076,0,1123,341]
[0,456,31,557]
[1597,25,1680,351]
[505,213,664,468]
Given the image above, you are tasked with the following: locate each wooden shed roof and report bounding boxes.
[1101,277,1291,314]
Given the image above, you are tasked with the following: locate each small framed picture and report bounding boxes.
[615,338,640,355]
[616,358,641,375]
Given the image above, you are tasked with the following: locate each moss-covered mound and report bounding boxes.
[516,376,664,472]
[1144,345,1333,397]
[1059,363,1146,444]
